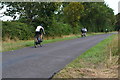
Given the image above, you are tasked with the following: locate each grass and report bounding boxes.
[2,34,80,52]
[2,32,105,52]
[67,34,116,68]
[53,34,118,78]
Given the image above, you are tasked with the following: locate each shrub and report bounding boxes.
[46,19,72,37]
[2,21,35,40]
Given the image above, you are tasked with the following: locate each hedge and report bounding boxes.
[2,21,35,40]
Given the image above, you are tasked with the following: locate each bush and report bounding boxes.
[46,19,72,37]
[2,21,35,40]
[72,25,81,34]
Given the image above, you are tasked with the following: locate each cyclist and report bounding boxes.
[35,24,45,42]
[81,27,87,37]
[105,29,108,33]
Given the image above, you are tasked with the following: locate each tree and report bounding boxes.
[80,2,115,32]
[1,2,61,27]
[115,13,120,31]
[63,2,84,27]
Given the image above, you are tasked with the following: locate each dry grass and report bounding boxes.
[54,66,118,78]
[105,35,118,68]
[1,32,110,53]
[53,34,118,78]
[2,34,81,52]
[2,39,33,52]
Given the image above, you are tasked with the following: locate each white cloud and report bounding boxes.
[118,1,120,13]
[104,0,120,15]
[0,16,13,21]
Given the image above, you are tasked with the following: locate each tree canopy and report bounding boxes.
[1,2,116,40]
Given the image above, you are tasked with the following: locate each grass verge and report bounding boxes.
[53,34,118,78]
[2,32,105,52]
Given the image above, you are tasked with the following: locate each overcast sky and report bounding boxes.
[104,0,120,15]
[0,0,120,21]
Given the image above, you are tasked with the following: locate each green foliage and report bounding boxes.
[1,2,116,40]
[115,13,120,31]
[72,25,81,34]
[63,2,84,27]
[2,21,34,40]
[2,2,61,28]
[81,2,115,32]
[67,34,116,68]
[46,18,72,37]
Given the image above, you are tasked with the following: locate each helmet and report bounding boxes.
[40,24,43,26]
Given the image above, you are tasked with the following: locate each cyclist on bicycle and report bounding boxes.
[81,27,87,37]
[105,29,108,33]
[35,24,45,42]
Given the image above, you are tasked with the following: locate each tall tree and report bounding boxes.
[1,2,61,27]
[63,2,84,27]
[80,2,115,32]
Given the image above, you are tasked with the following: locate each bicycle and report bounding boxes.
[34,34,42,48]
[81,33,87,37]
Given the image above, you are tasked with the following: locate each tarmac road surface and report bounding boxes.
[2,33,113,78]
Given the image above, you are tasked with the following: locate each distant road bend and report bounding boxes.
[2,33,114,78]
